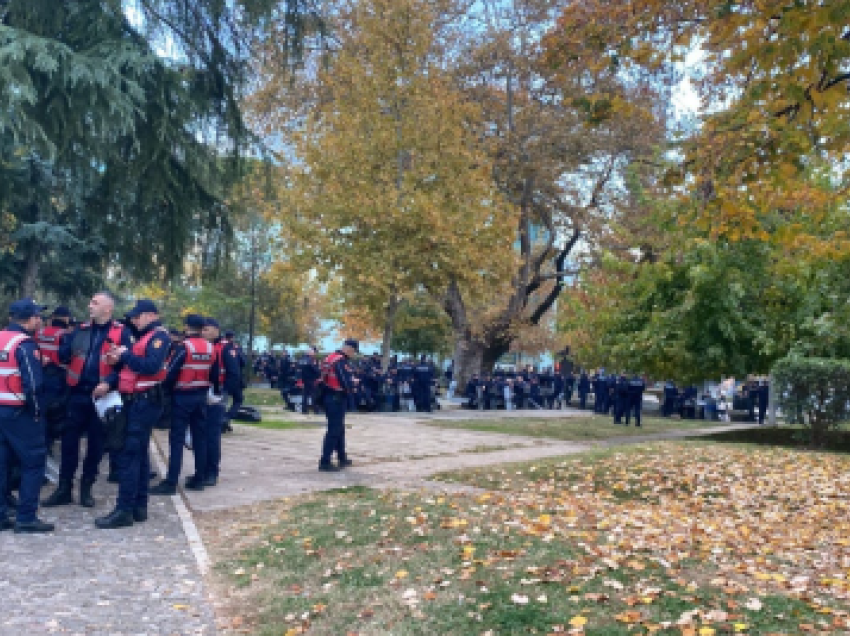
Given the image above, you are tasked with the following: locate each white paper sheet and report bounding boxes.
[93,391,123,420]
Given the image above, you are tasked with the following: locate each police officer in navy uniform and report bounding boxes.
[95,299,170,529]
[150,315,220,496]
[614,373,629,424]
[36,306,72,448]
[223,330,245,429]
[43,291,133,509]
[201,318,240,487]
[625,374,646,427]
[577,372,590,409]
[0,299,55,533]
[318,339,357,472]
[412,355,433,412]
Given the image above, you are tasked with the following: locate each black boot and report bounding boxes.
[95,509,134,529]
[5,492,18,509]
[42,480,74,507]
[14,518,55,533]
[132,508,148,522]
[107,471,120,483]
[79,479,95,508]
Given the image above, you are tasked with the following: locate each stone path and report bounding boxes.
[0,453,216,636]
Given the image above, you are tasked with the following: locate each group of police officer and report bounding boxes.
[0,292,243,533]
[260,351,438,414]
[462,369,647,425]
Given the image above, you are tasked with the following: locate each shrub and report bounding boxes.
[772,356,850,447]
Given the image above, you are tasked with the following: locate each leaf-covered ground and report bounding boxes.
[203,441,850,635]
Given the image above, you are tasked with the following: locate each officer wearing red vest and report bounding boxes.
[43,292,133,510]
[200,318,240,486]
[150,314,220,496]
[318,339,358,472]
[36,306,72,445]
[0,298,55,533]
[94,299,170,530]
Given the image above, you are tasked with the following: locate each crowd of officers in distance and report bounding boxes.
[254,351,442,413]
[464,369,770,425]
[461,368,648,425]
[0,292,245,534]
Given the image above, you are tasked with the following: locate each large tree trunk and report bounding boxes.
[452,335,485,388]
[20,245,40,298]
[381,294,400,372]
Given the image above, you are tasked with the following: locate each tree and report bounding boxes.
[544,0,850,255]
[439,0,663,385]
[0,0,306,298]
[254,0,514,371]
[391,295,452,358]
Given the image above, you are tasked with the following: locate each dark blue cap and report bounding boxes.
[204,317,220,329]
[343,338,359,353]
[9,298,47,319]
[126,299,159,318]
[51,306,72,318]
[184,314,205,330]
[169,328,182,336]
[224,330,234,338]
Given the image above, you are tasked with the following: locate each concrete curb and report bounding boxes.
[149,437,212,575]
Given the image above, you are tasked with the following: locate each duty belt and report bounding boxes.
[121,386,163,403]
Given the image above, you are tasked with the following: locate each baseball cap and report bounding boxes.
[9,298,47,319]
[51,306,72,318]
[204,317,220,329]
[184,314,206,330]
[126,299,159,318]
[343,338,360,353]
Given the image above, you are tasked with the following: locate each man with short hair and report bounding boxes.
[43,291,133,509]
[0,299,54,533]
[95,299,170,529]
[318,339,358,472]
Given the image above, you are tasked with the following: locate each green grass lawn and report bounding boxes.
[427,413,732,442]
[244,387,285,406]
[205,436,850,635]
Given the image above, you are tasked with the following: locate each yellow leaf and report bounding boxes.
[699,628,716,636]
[395,570,408,579]
[569,616,588,627]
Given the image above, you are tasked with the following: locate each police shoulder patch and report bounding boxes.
[231,350,237,356]
[153,339,163,348]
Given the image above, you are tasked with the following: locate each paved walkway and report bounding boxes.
[0,454,216,636]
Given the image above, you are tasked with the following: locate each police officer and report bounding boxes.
[625,374,646,427]
[614,373,629,424]
[95,299,170,529]
[36,306,72,448]
[0,299,55,533]
[412,355,433,412]
[298,349,321,415]
[43,291,132,509]
[577,372,590,409]
[202,318,240,486]
[222,330,244,432]
[150,315,219,496]
[318,339,357,472]
[662,380,677,417]
[564,371,575,406]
